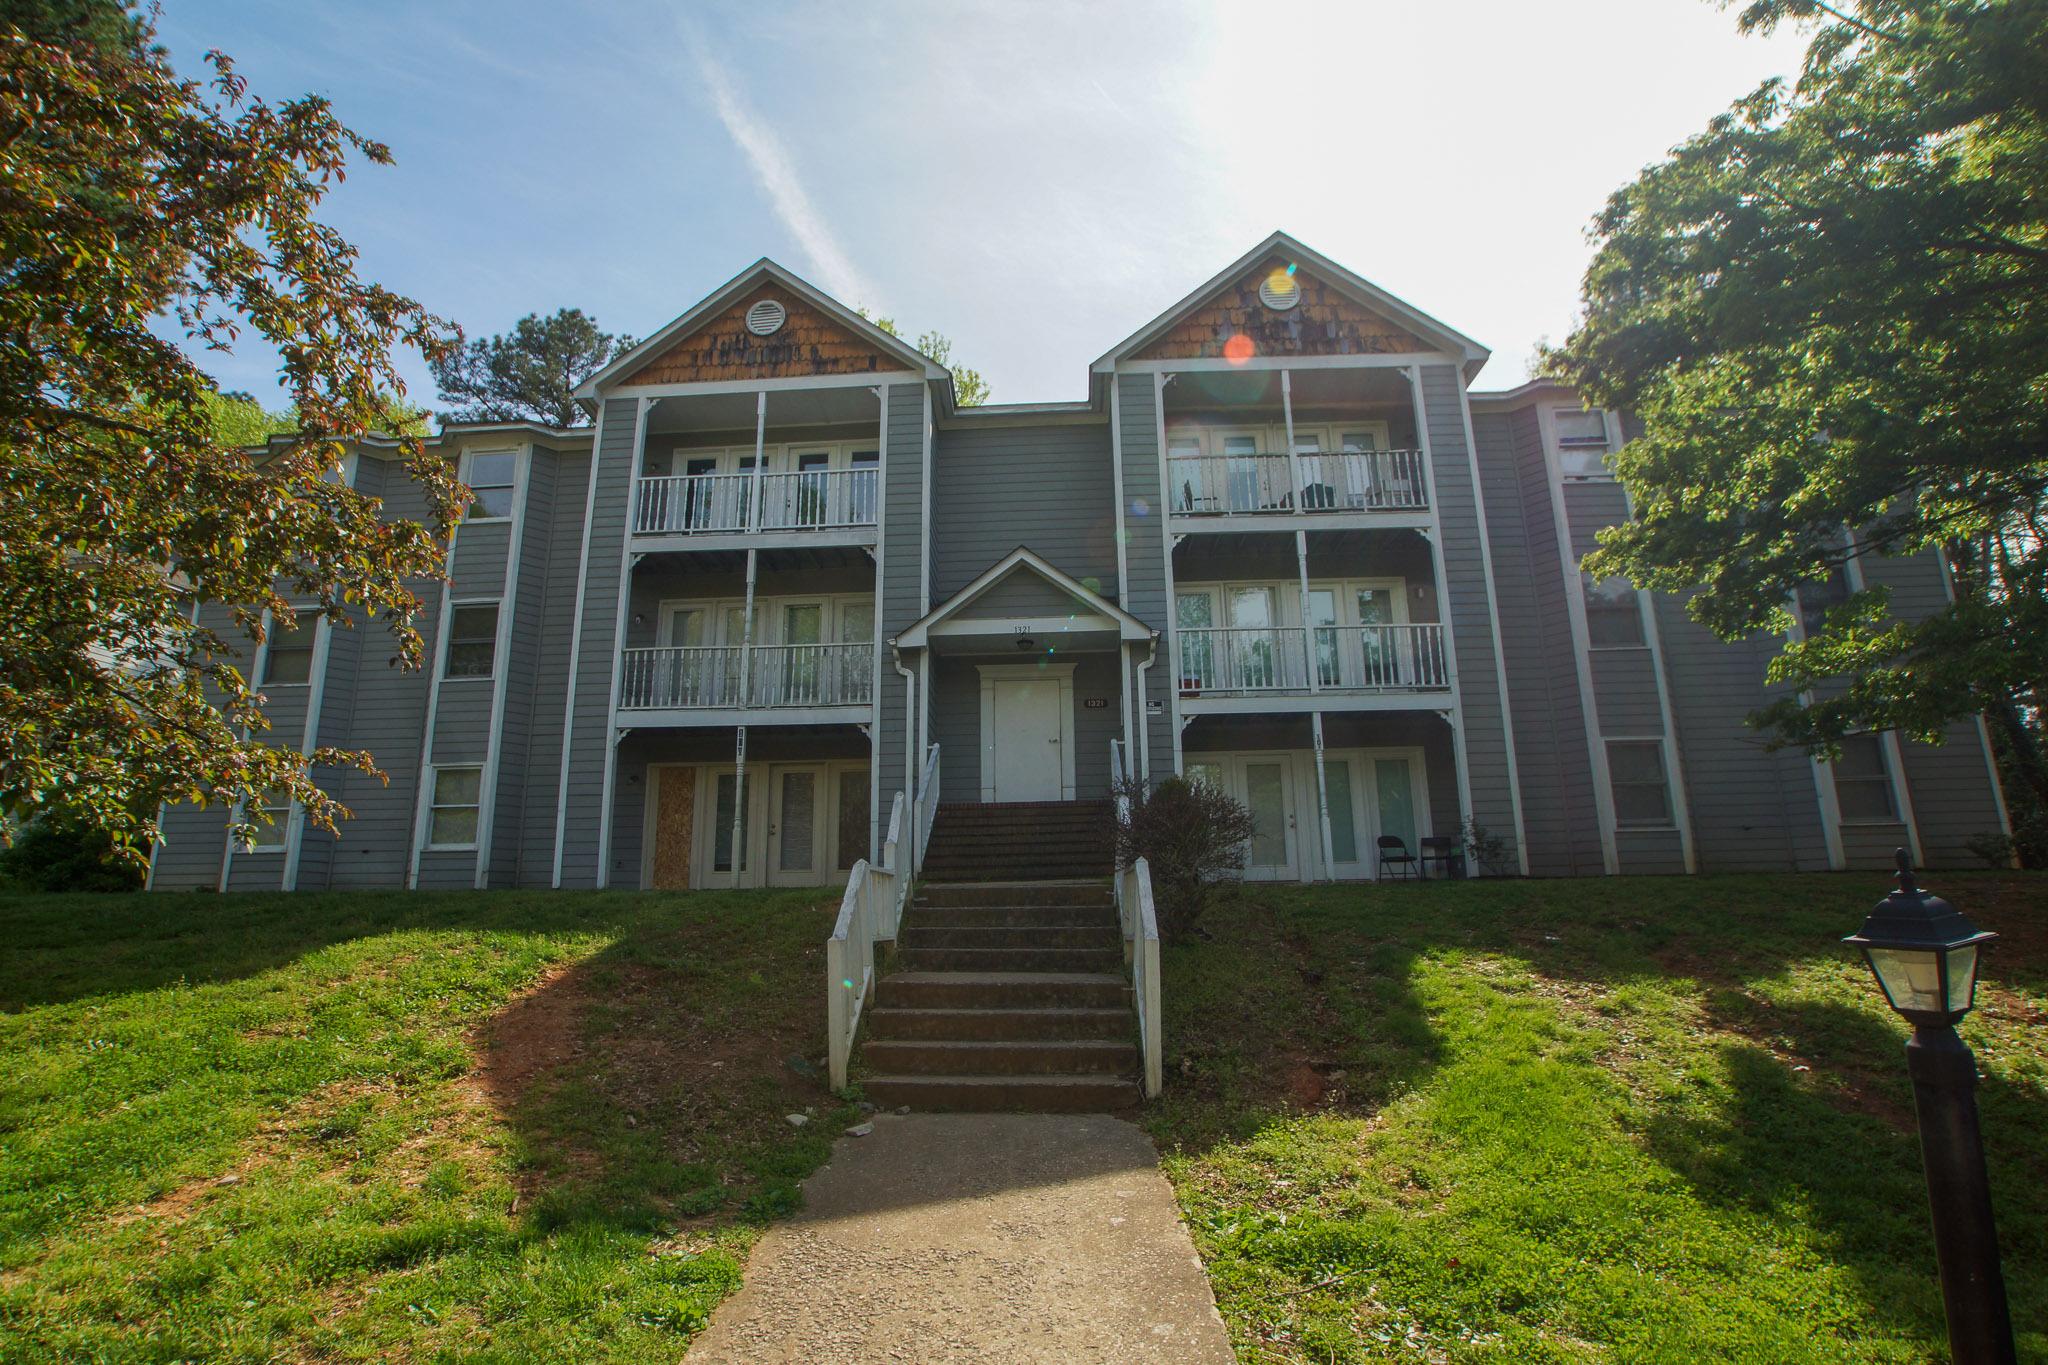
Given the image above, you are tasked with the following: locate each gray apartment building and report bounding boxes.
[147,232,2013,893]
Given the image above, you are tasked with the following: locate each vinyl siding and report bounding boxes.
[559,399,639,886]
[489,448,555,887]
[877,382,927,839]
[931,422,1116,600]
[1117,373,1172,782]
[1590,650,1666,734]
[953,571,1089,620]
[1419,365,1517,864]
[518,446,593,886]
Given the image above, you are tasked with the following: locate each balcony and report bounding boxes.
[1175,624,1449,708]
[1166,450,1429,523]
[618,642,874,721]
[634,468,879,539]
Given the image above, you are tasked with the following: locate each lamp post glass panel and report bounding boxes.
[1843,850,2015,1365]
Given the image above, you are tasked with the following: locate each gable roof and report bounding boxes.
[575,258,948,398]
[1091,231,1490,378]
[895,547,1154,648]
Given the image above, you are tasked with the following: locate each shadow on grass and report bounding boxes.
[1143,872,2048,1354]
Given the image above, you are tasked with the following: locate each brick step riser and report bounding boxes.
[862,1076,1140,1114]
[863,1041,1138,1077]
[865,1008,1134,1042]
[898,927,1123,951]
[895,948,1126,973]
[875,979,1129,1010]
[914,884,1112,908]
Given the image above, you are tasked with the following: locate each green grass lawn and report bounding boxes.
[1145,871,2048,1364]
[0,887,857,1363]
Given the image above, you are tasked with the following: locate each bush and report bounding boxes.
[0,818,145,893]
[1112,775,1255,941]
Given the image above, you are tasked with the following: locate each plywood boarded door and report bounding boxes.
[651,766,696,889]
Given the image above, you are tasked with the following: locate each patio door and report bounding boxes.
[768,765,825,885]
[1242,757,1299,880]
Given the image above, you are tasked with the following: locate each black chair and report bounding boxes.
[1376,835,1419,881]
[1419,835,1465,880]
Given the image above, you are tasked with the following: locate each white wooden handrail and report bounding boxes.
[1118,856,1164,1098]
[1166,448,1430,516]
[827,787,907,1091]
[636,467,879,536]
[1174,623,1451,695]
[914,743,940,876]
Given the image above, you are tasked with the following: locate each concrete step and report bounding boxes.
[921,862,1114,883]
[895,946,1125,974]
[862,1073,1141,1113]
[863,1038,1138,1077]
[898,924,1123,951]
[875,971,1128,1010]
[908,905,1120,929]
[915,881,1112,908]
[865,1006,1134,1042]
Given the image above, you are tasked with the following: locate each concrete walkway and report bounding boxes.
[685,1113,1234,1364]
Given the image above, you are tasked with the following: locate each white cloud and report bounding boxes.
[689,35,880,309]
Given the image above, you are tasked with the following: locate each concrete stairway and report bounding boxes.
[919,801,1114,882]
[861,879,1139,1112]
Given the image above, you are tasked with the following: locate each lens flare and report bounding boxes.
[1222,333,1255,365]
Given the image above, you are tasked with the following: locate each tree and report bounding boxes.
[429,308,631,428]
[858,310,991,406]
[0,5,463,863]
[1111,775,1256,941]
[1552,0,2048,837]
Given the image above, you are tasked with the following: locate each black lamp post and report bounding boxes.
[1843,849,2015,1365]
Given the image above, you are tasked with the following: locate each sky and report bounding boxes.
[156,0,1812,411]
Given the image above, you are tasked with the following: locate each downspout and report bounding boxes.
[892,642,919,866]
[1133,634,1158,785]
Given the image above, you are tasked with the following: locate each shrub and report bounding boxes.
[0,818,146,893]
[1112,775,1255,941]
[1461,818,1509,877]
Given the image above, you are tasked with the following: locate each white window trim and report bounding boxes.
[1541,405,1620,482]
[1831,733,1907,827]
[655,592,877,648]
[425,765,485,851]
[457,447,520,524]
[256,606,322,689]
[1604,736,1679,832]
[1162,420,1398,456]
[1579,574,1651,652]
[235,796,294,854]
[441,598,503,682]
[653,758,873,890]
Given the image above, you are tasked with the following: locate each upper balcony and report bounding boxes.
[630,385,884,552]
[618,642,873,724]
[1166,448,1429,520]
[1162,366,1431,532]
[635,467,877,538]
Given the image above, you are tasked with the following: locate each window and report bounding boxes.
[1583,574,1646,648]
[1554,408,1612,479]
[444,604,499,679]
[1799,565,1851,638]
[1833,735,1899,823]
[242,794,292,851]
[427,767,482,848]
[460,450,517,521]
[259,615,318,686]
[1607,741,1674,828]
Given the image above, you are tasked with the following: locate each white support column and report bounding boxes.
[730,724,748,889]
[1310,710,1335,883]
[1295,527,1318,696]
[1281,369,1303,515]
[747,390,768,531]
[1119,641,1135,781]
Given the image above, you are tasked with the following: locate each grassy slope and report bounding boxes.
[0,888,856,1363]
[1145,872,2048,1364]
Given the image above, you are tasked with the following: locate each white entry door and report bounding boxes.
[989,677,1065,801]
[767,765,825,885]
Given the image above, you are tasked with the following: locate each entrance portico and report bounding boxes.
[894,548,1157,806]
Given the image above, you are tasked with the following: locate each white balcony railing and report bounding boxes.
[634,467,880,536]
[1166,450,1429,517]
[617,642,873,711]
[1175,623,1449,696]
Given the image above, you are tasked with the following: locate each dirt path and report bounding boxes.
[685,1113,1233,1364]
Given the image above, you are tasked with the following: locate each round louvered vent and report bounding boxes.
[745,298,787,336]
[1258,267,1301,312]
